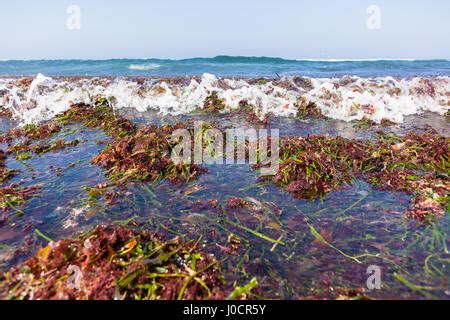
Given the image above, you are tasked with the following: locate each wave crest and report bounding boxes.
[0,73,448,125]
[128,63,161,71]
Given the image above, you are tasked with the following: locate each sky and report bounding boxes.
[1,0,449,60]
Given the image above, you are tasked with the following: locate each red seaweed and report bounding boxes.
[0,225,250,300]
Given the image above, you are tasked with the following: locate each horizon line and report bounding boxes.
[1,55,449,62]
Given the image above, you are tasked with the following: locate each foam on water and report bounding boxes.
[128,63,161,71]
[306,76,450,123]
[0,73,448,125]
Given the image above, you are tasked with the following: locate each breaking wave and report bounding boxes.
[0,73,448,125]
[128,63,161,71]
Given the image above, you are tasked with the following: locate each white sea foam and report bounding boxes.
[0,73,448,125]
[128,63,161,71]
[305,76,450,123]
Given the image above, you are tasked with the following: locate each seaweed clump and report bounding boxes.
[354,117,395,129]
[8,139,80,159]
[235,101,269,125]
[361,131,449,221]
[295,96,323,118]
[57,100,207,184]
[0,225,229,300]
[202,95,270,126]
[0,151,39,213]
[0,184,41,212]
[0,106,12,118]
[2,122,61,143]
[258,131,449,221]
[0,150,17,183]
[258,136,360,199]
[56,98,136,138]
[203,92,226,112]
[32,139,80,154]
[0,167,16,183]
[92,124,207,184]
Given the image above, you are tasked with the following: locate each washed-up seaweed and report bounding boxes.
[56,98,136,137]
[295,96,323,118]
[8,139,80,160]
[92,124,207,184]
[256,135,360,199]
[0,122,61,143]
[0,106,12,118]
[236,102,269,125]
[256,131,449,221]
[0,76,448,301]
[203,92,226,112]
[354,117,396,129]
[0,150,18,183]
[0,225,259,300]
[0,168,17,183]
[0,184,41,213]
[57,100,207,184]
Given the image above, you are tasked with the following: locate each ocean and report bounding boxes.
[1,56,450,77]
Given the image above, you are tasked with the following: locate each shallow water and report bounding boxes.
[0,111,448,299]
[124,109,450,139]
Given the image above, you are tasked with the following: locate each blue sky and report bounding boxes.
[1,0,449,59]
